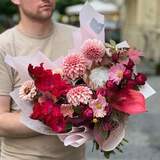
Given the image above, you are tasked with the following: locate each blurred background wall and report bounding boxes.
[121,0,160,62]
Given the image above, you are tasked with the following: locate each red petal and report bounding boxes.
[112,89,147,115]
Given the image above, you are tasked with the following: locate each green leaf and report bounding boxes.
[116,147,123,153]
[104,151,111,159]
[105,43,113,48]
[92,141,96,152]
[65,123,72,131]
[123,138,129,143]
[96,142,99,150]
[101,130,109,139]
[74,107,81,114]
[110,40,117,47]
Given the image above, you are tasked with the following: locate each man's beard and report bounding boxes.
[21,8,54,22]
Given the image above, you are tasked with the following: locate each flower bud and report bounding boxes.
[123,69,132,79]
[126,59,134,69]
[83,108,93,120]
[135,73,147,85]
[112,53,119,62]
[106,80,115,89]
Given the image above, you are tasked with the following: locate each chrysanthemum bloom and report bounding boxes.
[108,64,126,85]
[89,67,109,89]
[19,80,37,101]
[81,39,105,62]
[89,94,108,118]
[63,54,87,80]
[67,86,93,106]
[61,104,74,118]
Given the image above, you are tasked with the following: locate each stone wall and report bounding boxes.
[122,0,160,62]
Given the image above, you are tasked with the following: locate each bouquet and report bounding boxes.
[5,4,155,159]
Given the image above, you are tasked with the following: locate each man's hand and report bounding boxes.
[0,95,40,138]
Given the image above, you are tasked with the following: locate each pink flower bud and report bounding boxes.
[126,59,134,69]
[106,80,115,89]
[123,69,132,79]
[112,53,119,62]
[83,108,93,120]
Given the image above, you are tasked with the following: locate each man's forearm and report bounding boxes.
[0,112,40,138]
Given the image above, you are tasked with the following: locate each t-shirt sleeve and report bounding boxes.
[0,49,13,96]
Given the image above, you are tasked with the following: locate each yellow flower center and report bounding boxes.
[93,118,98,123]
[96,103,102,109]
[117,70,123,78]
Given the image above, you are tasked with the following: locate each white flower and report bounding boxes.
[89,67,109,89]
[105,48,113,57]
[19,80,37,101]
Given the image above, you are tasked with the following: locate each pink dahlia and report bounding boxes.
[81,39,105,62]
[108,64,126,85]
[67,86,93,106]
[89,94,108,118]
[63,54,87,80]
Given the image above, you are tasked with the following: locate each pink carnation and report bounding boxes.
[63,54,87,80]
[89,94,108,118]
[81,39,105,62]
[67,86,93,106]
[108,64,126,85]
[61,104,74,118]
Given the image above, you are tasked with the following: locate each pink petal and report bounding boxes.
[112,89,147,115]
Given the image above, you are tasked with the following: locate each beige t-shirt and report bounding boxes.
[0,23,85,160]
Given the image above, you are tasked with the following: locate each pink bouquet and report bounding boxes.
[5,4,155,159]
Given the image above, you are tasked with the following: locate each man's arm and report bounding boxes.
[0,95,40,138]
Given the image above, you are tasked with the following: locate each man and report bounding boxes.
[0,0,85,159]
